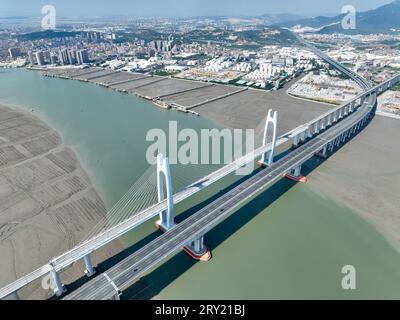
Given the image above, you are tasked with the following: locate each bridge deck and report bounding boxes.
[64,96,373,299]
[2,33,399,300]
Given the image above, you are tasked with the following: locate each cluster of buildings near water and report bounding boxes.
[288,73,362,104]
[2,24,400,119]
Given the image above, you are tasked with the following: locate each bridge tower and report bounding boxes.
[258,109,278,167]
[154,154,211,261]
[155,154,175,231]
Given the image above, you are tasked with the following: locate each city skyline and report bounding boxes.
[0,0,394,18]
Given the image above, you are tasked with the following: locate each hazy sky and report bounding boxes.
[0,0,394,17]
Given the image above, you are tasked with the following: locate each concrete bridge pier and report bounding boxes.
[84,254,96,277]
[293,133,300,148]
[328,141,335,153]
[307,125,313,138]
[301,130,307,143]
[316,145,328,159]
[344,105,349,116]
[184,235,212,262]
[333,110,339,123]
[284,165,307,183]
[334,136,340,146]
[51,269,66,297]
[292,129,307,149]
[313,121,320,135]
[320,118,326,130]
[338,107,344,119]
[349,101,355,112]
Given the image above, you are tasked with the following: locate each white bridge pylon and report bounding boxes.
[156,154,175,231]
[260,109,278,166]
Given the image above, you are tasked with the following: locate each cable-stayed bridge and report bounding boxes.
[1,36,399,300]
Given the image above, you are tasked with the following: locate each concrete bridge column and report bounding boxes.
[300,130,307,143]
[260,109,278,166]
[51,269,66,297]
[316,145,328,159]
[284,165,306,183]
[320,118,326,130]
[333,110,339,123]
[314,121,320,134]
[9,291,20,300]
[335,137,341,147]
[344,105,349,116]
[339,107,344,119]
[327,113,332,126]
[293,133,300,148]
[349,101,355,113]
[84,254,96,277]
[328,142,334,152]
[156,154,175,231]
[194,237,204,253]
[184,235,211,262]
[307,126,313,138]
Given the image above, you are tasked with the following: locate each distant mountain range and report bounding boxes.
[272,0,400,34]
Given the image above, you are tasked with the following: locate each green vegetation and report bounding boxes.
[181,27,299,48]
[151,69,179,77]
[15,30,79,41]
[114,29,163,43]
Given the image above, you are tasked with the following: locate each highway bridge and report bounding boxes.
[1,35,399,300]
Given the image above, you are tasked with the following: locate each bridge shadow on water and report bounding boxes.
[60,116,371,300]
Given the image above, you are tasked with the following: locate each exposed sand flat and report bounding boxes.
[193,87,334,137]
[73,69,112,81]
[134,78,209,98]
[307,116,400,251]
[65,67,103,78]
[111,76,160,91]
[95,71,146,85]
[85,70,116,82]
[41,68,333,139]
[164,84,240,107]
[0,105,122,299]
